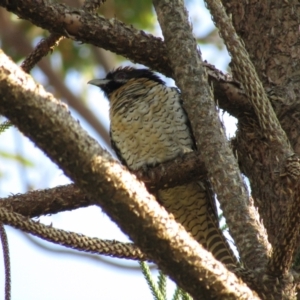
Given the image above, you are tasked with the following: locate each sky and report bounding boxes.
[0,1,237,299]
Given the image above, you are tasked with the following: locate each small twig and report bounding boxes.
[21,33,64,73]
[20,0,106,73]
[0,223,11,300]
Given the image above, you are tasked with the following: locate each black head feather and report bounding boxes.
[88,67,165,97]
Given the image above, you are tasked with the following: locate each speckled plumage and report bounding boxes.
[89,67,237,266]
[110,77,193,170]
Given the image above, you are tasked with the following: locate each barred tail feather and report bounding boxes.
[158,182,238,266]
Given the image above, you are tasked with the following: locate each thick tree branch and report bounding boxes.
[0,50,258,300]
[206,0,290,148]
[153,0,270,270]
[0,184,94,217]
[0,12,110,146]
[0,152,205,217]
[211,0,300,276]
[134,151,207,191]
[0,0,251,120]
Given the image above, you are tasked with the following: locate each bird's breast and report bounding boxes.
[110,81,194,170]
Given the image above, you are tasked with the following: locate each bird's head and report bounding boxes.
[88,67,165,98]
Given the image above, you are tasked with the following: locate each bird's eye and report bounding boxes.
[115,72,127,80]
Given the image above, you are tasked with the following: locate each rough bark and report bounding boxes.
[222,1,300,277]
[0,50,258,300]
[1,0,300,298]
[153,0,270,271]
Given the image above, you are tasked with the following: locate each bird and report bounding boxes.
[88,66,237,266]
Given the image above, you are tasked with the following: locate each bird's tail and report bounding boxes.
[158,181,238,266]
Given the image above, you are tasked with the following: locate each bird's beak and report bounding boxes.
[87,79,110,87]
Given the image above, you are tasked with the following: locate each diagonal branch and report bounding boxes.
[0,152,207,218]
[152,0,271,269]
[0,184,94,217]
[0,0,252,120]
[0,12,110,145]
[21,0,106,73]
[0,49,258,300]
[21,33,64,73]
[205,0,290,149]
[0,208,147,261]
[205,0,300,275]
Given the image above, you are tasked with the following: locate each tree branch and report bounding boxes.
[0,49,258,300]
[20,0,106,73]
[205,0,290,148]
[0,12,110,146]
[153,0,270,270]
[0,223,10,300]
[0,151,207,218]
[21,33,64,73]
[0,0,251,120]
[0,184,94,217]
[212,0,300,276]
[0,208,147,261]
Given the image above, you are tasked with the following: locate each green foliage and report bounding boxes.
[0,120,12,134]
[0,151,34,168]
[0,120,34,167]
[157,270,167,299]
[171,286,192,300]
[140,212,229,299]
[140,262,192,300]
[140,261,165,300]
